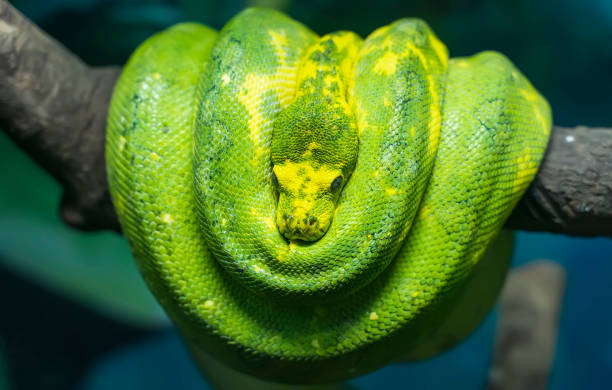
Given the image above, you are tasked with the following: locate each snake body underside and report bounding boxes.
[106,8,551,383]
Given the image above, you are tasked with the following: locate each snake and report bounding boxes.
[106,8,551,384]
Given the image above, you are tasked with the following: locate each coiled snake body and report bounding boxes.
[107,8,551,383]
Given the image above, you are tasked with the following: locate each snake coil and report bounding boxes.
[107,8,551,383]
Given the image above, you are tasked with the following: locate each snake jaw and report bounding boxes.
[275,196,332,241]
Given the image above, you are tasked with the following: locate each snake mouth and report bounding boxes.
[277,211,330,241]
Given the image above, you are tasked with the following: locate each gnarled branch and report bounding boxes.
[1,0,611,237]
[0,0,120,231]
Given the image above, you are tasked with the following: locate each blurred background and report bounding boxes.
[1,0,611,389]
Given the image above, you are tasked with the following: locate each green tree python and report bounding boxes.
[106,8,551,384]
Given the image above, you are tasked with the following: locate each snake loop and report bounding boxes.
[107,8,551,383]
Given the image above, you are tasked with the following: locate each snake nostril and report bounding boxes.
[308,215,317,226]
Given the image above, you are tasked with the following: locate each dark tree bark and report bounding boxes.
[0,0,611,238]
[506,126,612,237]
[0,0,121,231]
[486,260,566,390]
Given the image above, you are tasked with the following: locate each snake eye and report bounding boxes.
[271,171,279,187]
[330,176,343,193]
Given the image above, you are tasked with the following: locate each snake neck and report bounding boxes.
[270,32,361,241]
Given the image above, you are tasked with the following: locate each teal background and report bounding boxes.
[1,0,611,389]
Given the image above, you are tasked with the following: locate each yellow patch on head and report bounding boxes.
[297,59,319,84]
[322,73,333,86]
[302,142,321,158]
[274,161,341,198]
[274,161,342,240]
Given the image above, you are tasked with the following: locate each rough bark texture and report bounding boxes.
[0,0,121,231]
[0,0,611,237]
[486,260,566,390]
[506,126,612,237]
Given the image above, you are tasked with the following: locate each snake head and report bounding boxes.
[272,161,344,241]
[271,98,358,242]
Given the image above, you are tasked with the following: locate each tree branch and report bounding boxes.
[1,0,611,237]
[505,126,612,237]
[486,260,566,390]
[0,0,120,231]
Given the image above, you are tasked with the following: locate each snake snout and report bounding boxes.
[277,210,328,242]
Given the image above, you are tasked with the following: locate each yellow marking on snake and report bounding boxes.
[374,51,398,75]
[404,41,429,71]
[203,300,215,309]
[221,73,230,86]
[268,29,298,107]
[118,136,126,151]
[264,216,275,230]
[427,74,442,153]
[520,89,549,133]
[331,32,356,51]
[274,161,341,196]
[370,25,390,40]
[238,73,269,146]
[429,34,448,67]
[513,152,539,194]
[385,188,398,196]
